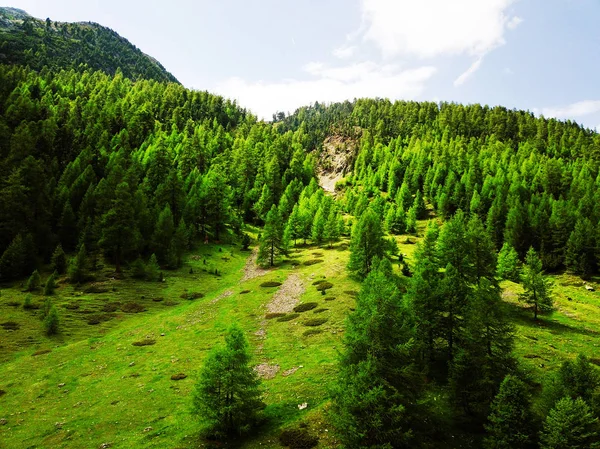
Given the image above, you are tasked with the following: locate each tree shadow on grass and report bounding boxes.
[503,302,599,338]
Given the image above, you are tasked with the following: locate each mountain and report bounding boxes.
[0,7,178,83]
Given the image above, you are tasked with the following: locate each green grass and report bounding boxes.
[2,229,599,448]
[0,240,358,448]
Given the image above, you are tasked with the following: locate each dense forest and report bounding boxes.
[1,10,600,449]
[0,7,178,83]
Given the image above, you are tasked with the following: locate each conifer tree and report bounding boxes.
[566,218,596,276]
[484,375,536,449]
[147,254,160,282]
[152,204,175,265]
[539,397,600,449]
[331,258,422,448]
[497,243,520,282]
[406,205,418,234]
[0,234,26,281]
[99,182,140,272]
[193,324,264,437]
[68,244,88,284]
[324,209,340,247]
[285,204,302,246]
[43,271,58,296]
[258,205,286,267]
[25,269,41,291]
[347,208,385,278]
[520,247,553,320]
[44,305,59,335]
[58,201,78,251]
[51,244,67,274]
[311,207,326,244]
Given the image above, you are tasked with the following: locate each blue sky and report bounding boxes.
[7,0,600,129]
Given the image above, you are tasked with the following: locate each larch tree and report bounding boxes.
[258,205,287,267]
[519,247,553,320]
[347,207,386,279]
[193,324,264,437]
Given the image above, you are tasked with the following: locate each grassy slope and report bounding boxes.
[1,224,600,448]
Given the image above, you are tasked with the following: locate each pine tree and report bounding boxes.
[258,205,286,267]
[171,219,189,268]
[324,209,341,247]
[566,218,596,276]
[68,244,88,284]
[347,208,386,278]
[99,182,140,272]
[311,207,326,245]
[0,234,26,281]
[539,397,600,449]
[44,271,58,296]
[152,204,175,265]
[147,254,160,282]
[285,204,303,246]
[330,258,422,448]
[58,200,78,251]
[193,324,264,437]
[51,244,67,274]
[406,205,418,234]
[466,215,497,282]
[520,247,553,320]
[497,243,520,282]
[25,269,41,291]
[483,375,536,449]
[44,305,59,336]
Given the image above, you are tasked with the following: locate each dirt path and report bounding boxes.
[266,274,305,314]
[242,248,270,282]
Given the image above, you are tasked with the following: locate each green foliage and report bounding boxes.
[68,244,88,284]
[0,234,26,280]
[258,205,287,267]
[43,271,58,296]
[497,243,520,282]
[331,258,423,447]
[566,218,596,276]
[147,254,160,282]
[23,293,34,310]
[539,397,600,449]
[43,305,59,335]
[25,269,41,291]
[483,375,536,449]
[51,244,67,274]
[193,324,264,437]
[347,208,385,278]
[520,247,553,319]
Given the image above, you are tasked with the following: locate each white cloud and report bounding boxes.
[454,58,483,86]
[541,100,600,119]
[360,0,518,59]
[333,45,358,59]
[216,64,436,119]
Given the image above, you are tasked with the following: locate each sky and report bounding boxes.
[6,0,600,130]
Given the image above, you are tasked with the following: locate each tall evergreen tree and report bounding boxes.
[257,205,287,267]
[539,397,600,449]
[484,375,536,449]
[566,218,596,276]
[193,324,264,437]
[99,182,140,272]
[348,208,386,278]
[520,247,553,320]
[497,242,520,282]
[51,244,67,275]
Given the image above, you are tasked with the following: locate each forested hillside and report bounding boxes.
[1,18,600,448]
[0,8,178,83]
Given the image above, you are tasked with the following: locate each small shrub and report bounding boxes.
[316,282,333,291]
[171,373,187,380]
[311,280,326,286]
[324,297,336,301]
[152,297,164,302]
[7,301,20,307]
[303,329,323,337]
[42,297,52,318]
[293,302,318,313]
[303,318,327,327]
[130,258,147,279]
[1,321,19,330]
[121,302,146,313]
[240,290,251,294]
[23,294,34,310]
[279,427,319,448]
[260,281,282,288]
[102,303,119,312]
[64,302,79,310]
[164,300,179,306]
[25,270,41,291]
[87,314,112,325]
[44,306,59,335]
[344,290,359,297]
[43,271,58,295]
[132,339,156,346]
[277,313,300,322]
[313,308,328,314]
[266,313,286,320]
[180,291,204,300]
